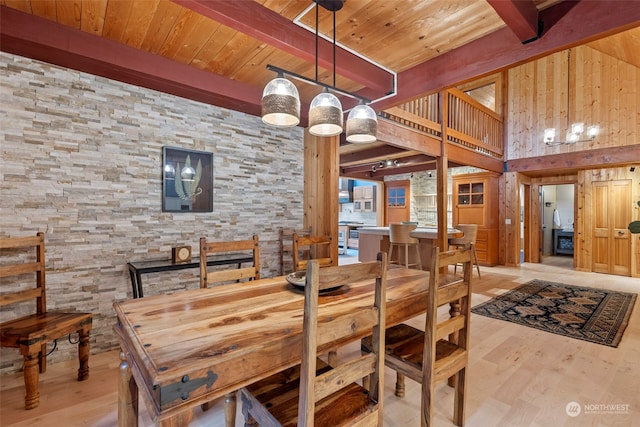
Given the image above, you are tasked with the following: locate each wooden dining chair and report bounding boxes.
[388,222,422,270]
[0,232,93,410]
[240,252,388,427]
[291,232,333,273]
[362,246,472,427]
[199,234,260,425]
[199,234,260,288]
[291,232,339,367]
[279,227,312,275]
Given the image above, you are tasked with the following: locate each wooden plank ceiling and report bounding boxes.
[1,0,639,179]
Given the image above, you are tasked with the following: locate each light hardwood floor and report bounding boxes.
[1,262,638,426]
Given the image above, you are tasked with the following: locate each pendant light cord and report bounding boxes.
[566,49,571,130]
[333,9,336,88]
[313,4,338,90]
[315,3,319,82]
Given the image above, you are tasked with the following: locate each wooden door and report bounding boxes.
[592,180,631,276]
[385,180,410,225]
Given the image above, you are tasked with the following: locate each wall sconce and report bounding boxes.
[544,123,599,145]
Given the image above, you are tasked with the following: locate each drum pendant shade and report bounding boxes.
[346,103,377,143]
[308,91,343,137]
[261,77,300,127]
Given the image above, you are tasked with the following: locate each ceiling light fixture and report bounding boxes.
[261,73,300,127]
[261,0,377,142]
[346,101,377,143]
[544,49,599,145]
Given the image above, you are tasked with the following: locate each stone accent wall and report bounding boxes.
[0,53,304,373]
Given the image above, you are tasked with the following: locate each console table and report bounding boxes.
[127,254,254,298]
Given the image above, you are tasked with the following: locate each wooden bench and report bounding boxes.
[0,232,93,410]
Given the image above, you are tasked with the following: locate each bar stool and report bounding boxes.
[449,223,481,278]
[388,223,422,269]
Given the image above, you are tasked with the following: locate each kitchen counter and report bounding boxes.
[358,226,463,270]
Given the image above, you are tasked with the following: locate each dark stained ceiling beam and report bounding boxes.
[339,145,411,166]
[0,6,264,117]
[486,0,541,44]
[377,0,640,111]
[172,0,394,97]
[341,154,436,174]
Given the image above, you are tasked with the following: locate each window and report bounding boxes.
[457,182,484,205]
[388,187,406,207]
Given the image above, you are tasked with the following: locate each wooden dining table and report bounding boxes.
[113,266,431,426]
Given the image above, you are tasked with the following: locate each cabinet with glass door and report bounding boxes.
[452,172,499,266]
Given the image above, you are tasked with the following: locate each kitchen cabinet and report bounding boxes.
[354,186,376,212]
[452,172,499,266]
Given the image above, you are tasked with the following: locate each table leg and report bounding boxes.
[128,268,138,299]
[225,391,237,427]
[136,272,144,298]
[119,351,138,427]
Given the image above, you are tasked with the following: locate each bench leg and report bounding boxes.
[78,329,91,381]
[23,353,40,409]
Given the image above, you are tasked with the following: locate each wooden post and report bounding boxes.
[437,90,449,253]
[303,129,339,266]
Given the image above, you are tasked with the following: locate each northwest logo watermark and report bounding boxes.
[565,401,630,417]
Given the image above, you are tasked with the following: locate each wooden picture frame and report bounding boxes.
[162,146,213,212]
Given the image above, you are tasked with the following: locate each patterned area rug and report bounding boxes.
[471,280,637,347]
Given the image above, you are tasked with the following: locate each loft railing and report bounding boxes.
[380,89,504,159]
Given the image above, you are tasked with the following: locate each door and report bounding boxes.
[385,180,410,225]
[592,180,631,276]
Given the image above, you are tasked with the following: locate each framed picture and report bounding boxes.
[162,146,213,212]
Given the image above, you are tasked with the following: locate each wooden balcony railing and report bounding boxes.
[380,89,503,159]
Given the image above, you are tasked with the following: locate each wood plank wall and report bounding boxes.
[506,45,639,160]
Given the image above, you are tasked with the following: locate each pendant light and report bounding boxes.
[261,73,300,127]
[346,102,377,143]
[308,1,343,137]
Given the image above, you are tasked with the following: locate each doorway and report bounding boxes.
[540,184,575,269]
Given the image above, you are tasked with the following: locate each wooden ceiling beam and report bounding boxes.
[0,6,264,117]
[486,0,540,44]
[505,145,640,176]
[172,0,394,97]
[377,0,640,111]
[339,145,410,166]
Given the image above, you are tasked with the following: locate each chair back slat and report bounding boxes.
[199,235,260,288]
[206,266,257,284]
[0,262,43,278]
[0,288,43,307]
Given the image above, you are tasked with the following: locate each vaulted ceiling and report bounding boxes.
[1,0,639,179]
